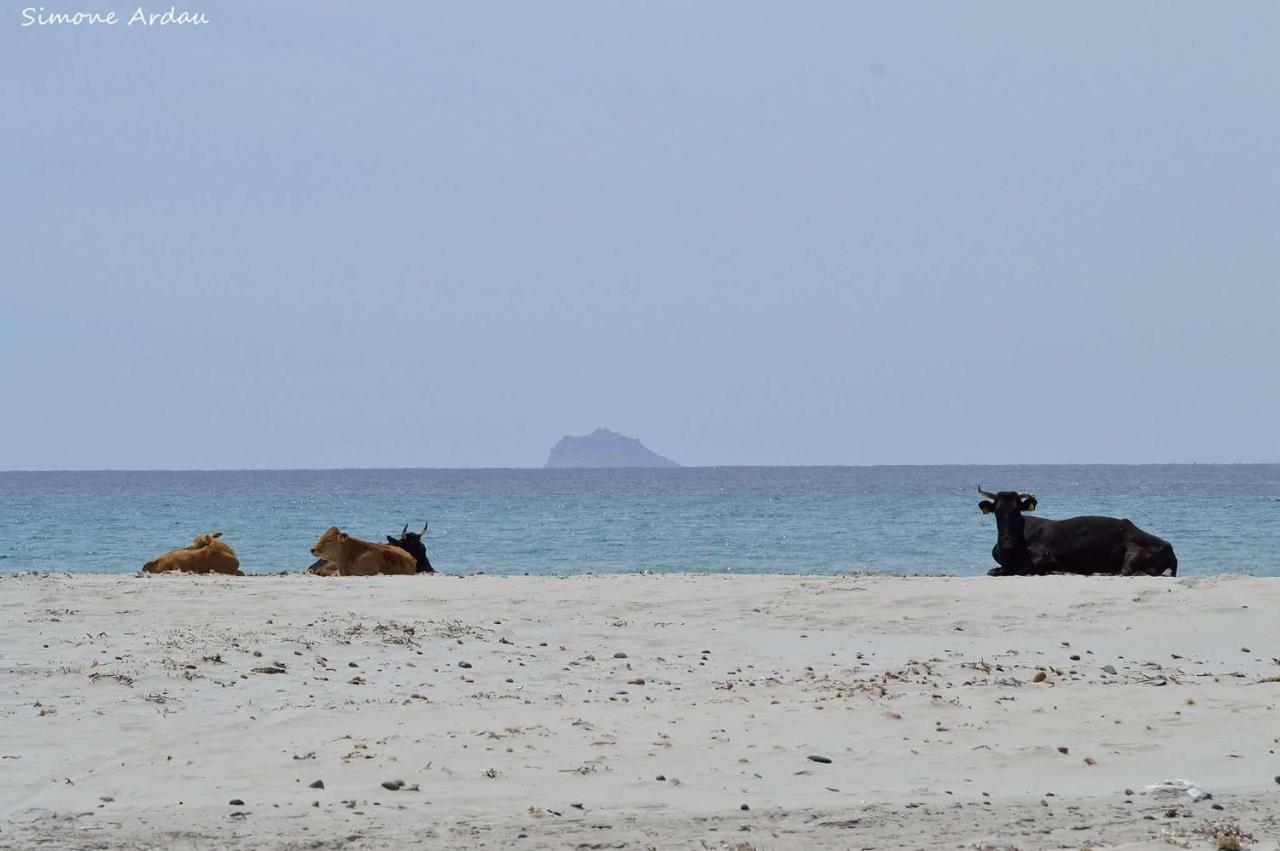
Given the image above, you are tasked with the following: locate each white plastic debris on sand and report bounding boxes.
[1145,779,1212,801]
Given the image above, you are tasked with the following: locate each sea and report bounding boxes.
[0,465,1277,576]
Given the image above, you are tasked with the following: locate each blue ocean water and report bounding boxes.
[0,466,1276,576]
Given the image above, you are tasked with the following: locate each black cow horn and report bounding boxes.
[401,524,408,537]
[420,520,428,535]
[977,486,998,500]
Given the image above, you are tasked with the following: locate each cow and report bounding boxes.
[978,487,1177,577]
[307,521,434,575]
[143,531,243,575]
[386,521,434,573]
[309,526,416,576]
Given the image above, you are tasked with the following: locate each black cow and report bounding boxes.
[307,521,435,575]
[387,521,434,574]
[978,487,1177,577]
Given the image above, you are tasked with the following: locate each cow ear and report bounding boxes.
[338,531,349,541]
[387,536,398,544]
[979,500,994,514]
[1020,497,1037,512]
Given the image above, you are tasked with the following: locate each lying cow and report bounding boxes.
[143,531,242,575]
[978,487,1177,577]
[309,526,416,576]
[387,521,434,573]
[307,521,434,575]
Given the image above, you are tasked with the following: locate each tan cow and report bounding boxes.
[309,527,416,576]
[143,531,242,575]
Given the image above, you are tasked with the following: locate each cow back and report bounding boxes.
[339,542,417,576]
[1023,516,1143,574]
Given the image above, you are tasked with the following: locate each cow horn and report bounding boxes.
[977,486,998,500]
[420,520,428,535]
[401,524,408,537]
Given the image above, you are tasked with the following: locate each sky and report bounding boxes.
[1,2,1277,469]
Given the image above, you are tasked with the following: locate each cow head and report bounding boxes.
[978,487,1037,554]
[188,531,224,550]
[310,526,347,560]
[387,521,433,573]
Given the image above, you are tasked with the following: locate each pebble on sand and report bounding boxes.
[228,799,244,806]
[309,780,324,789]
[382,779,405,791]
[807,755,832,764]
[459,661,473,669]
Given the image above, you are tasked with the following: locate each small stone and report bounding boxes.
[613,652,628,659]
[740,803,750,811]
[1241,647,1251,653]
[381,779,404,791]
[309,780,324,789]
[1069,655,1081,661]
[1057,746,1069,754]
[348,662,358,668]
[1102,665,1117,675]
[1032,671,1047,683]
[627,678,646,686]
[1124,788,1135,796]
[807,755,832,764]
[459,661,472,669]
[229,798,244,806]
[1212,803,1224,810]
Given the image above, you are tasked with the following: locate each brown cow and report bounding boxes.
[143,531,242,575]
[309,527,416,576]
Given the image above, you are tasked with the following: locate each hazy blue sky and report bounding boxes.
[2,3,1277,469]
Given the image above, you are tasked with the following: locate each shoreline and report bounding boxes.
[6,567,1273,578]
[4,573,1279,849]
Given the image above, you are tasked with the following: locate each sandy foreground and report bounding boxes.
[2,573,1279,850]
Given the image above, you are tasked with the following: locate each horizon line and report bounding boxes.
[2,461,1278,474]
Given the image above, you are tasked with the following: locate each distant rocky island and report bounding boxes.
[544,428,680,469]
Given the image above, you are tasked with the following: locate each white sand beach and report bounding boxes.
[3,572,1279,850]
